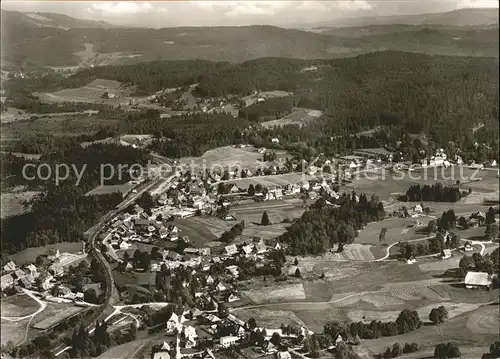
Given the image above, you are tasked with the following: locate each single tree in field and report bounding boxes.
[379,228,387,242]
[247,317,257,330]
[248,184,255,196]
[459,255,474,271]
[485,223,499,242]
[294,258,299,266]
[261,211,270,225]
[392,343,403,358]
[486,207,496,225]
[427,220,438,233]
[429,306,448,324]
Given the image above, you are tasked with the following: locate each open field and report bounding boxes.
[260,107,323,128]
[1,294,40,317]
[466,304,500,334]
[243,283,306,304]
[398,346,492,359]
[35,79,129,105]
[32,302,85,330]
[86,183,137,197]
[180,145,264,170]
[356,217,432,246]
[1,191,40,219]
[345,166,499,213]
[8,242,83,265]
[418,256,463,272]
[362,304,499,354]
[0,318,30,345]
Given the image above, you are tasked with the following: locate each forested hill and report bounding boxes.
[1,9,498,68]
[7,51,499,147]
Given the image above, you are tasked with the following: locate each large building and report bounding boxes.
[464,271,493,289]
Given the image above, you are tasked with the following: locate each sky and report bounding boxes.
[1,0,499,27]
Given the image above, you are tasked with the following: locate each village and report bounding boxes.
[1,137,498,359]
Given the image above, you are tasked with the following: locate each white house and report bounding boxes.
[335,334,345,345]
[465,271,493,289]
[441,249,452,259]
[406,257,417,264]
[220,336,239,348]
[413,204,423,214]
[216,282,227,292]
[241,245,254,257]
[166,313,181,332]
[464,243,474,252]
[224,244,238,256]
[227,293,240,303]
[276,351,292,359]
[3,261,16,272]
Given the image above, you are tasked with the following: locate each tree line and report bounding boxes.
[405,183,470,202]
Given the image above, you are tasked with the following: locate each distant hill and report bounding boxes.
[319,26,499,58]
[1,8,498,68]
[0,10,117,29]
[301,8,499,28]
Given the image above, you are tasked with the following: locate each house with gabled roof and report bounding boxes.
[465,271,493,289]
[1,273,14,291]
[216,282,227,292]
[441,249,452,259]
[3,261,16,272]
[225,244,238,256]
[206,275,215,285]
[276,351,292,359]
[226,293,240,303]
[25,264,38,278]
[255,241,268,254]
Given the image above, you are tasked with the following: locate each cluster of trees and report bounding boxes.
[124,111,249,158]
[459,252,496,275]
[374,342,420,359]
[219,221,245,243]
[482,341,500,359]
[437,209,458,231]
[405,183,469,202]
[3,129,117,163]
[67,321,137,358]
[345,309,422,340]
[1,143,149,254]
[197,52,499,151]
[434,342,461,359]
[263,151,277,162]
[151,264,216,307]
[429,306,449,325]
[279,192,386,255]
[5,307,99,358]
[1,188,122,254]
[131,249,153,271]
[401,229,461,260]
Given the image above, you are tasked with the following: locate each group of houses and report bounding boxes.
[1,247,87,295]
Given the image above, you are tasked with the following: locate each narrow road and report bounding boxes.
[54,172,174,357]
